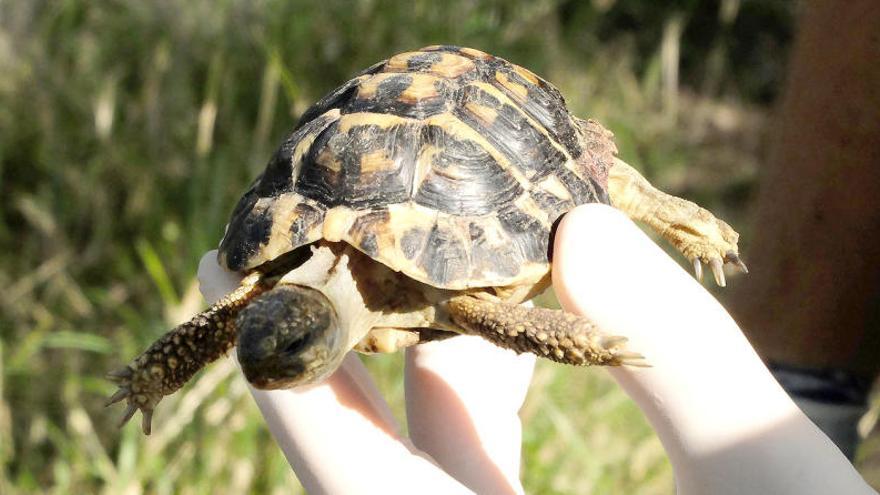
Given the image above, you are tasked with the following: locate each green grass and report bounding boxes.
[0,1,801,493]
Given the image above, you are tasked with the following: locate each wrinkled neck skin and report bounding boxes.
[277,242,458,352]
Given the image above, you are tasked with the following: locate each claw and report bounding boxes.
[119,404,138,428]
[693,258,703,281]
[107,365,155,434]
[601,335,629,349]
[725,251,748,274]
[141,409,154,435]
[105,388,129,407]
[106,367,133,382]
[625,360,653,368]
[615,350,644,360]
[709,258,726,287]
[109,390,155,435]
[615,350,651,367]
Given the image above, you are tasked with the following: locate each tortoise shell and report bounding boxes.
[218,45,617,290]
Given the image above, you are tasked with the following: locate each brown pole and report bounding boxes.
[728,1,880,378]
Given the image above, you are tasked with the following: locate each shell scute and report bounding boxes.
[413,124,524,216]
[453,83,567,182]
[288,203,325,247]
[399,226,427,260]
[491,67,582,158]
[467,219,522,279]
[495,202,550,264]
[418,221,469,286]
[347,209,390,258]
[386,50,476,78]
[292,120,343,206]
[345,72,449,120]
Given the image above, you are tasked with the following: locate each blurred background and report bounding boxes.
[1,0,877,493]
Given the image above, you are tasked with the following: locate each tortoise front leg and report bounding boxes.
[447,296,644,366]
[608,158,747,286]
[106,272,268,434]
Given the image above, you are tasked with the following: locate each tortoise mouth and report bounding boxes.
[280,332,313,357]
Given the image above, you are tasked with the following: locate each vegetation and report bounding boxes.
[6,1,864,494]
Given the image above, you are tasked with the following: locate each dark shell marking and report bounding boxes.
[219,46,616,290]
[415,124,524,216]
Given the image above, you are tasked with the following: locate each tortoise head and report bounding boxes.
[236,284,345,389]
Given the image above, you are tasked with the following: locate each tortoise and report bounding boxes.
[107,45,746,434]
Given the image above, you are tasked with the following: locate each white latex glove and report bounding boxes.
[198,252,536,494]
[552,204,876,495]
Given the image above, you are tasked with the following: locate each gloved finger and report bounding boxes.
[552,204,872,495]
[198,250,244,303]
[249,353,473,494]
[405,334,534,495]
[553,204,793,450]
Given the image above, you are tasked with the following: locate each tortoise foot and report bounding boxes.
[607,158,747,287]
[106,364,162,435]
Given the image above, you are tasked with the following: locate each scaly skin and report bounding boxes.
[608,158,748,286]
[447,295,645,366]
[106,272,269,434]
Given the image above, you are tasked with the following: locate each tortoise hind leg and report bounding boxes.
[607,158,747,286]
[447,296,644,366]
